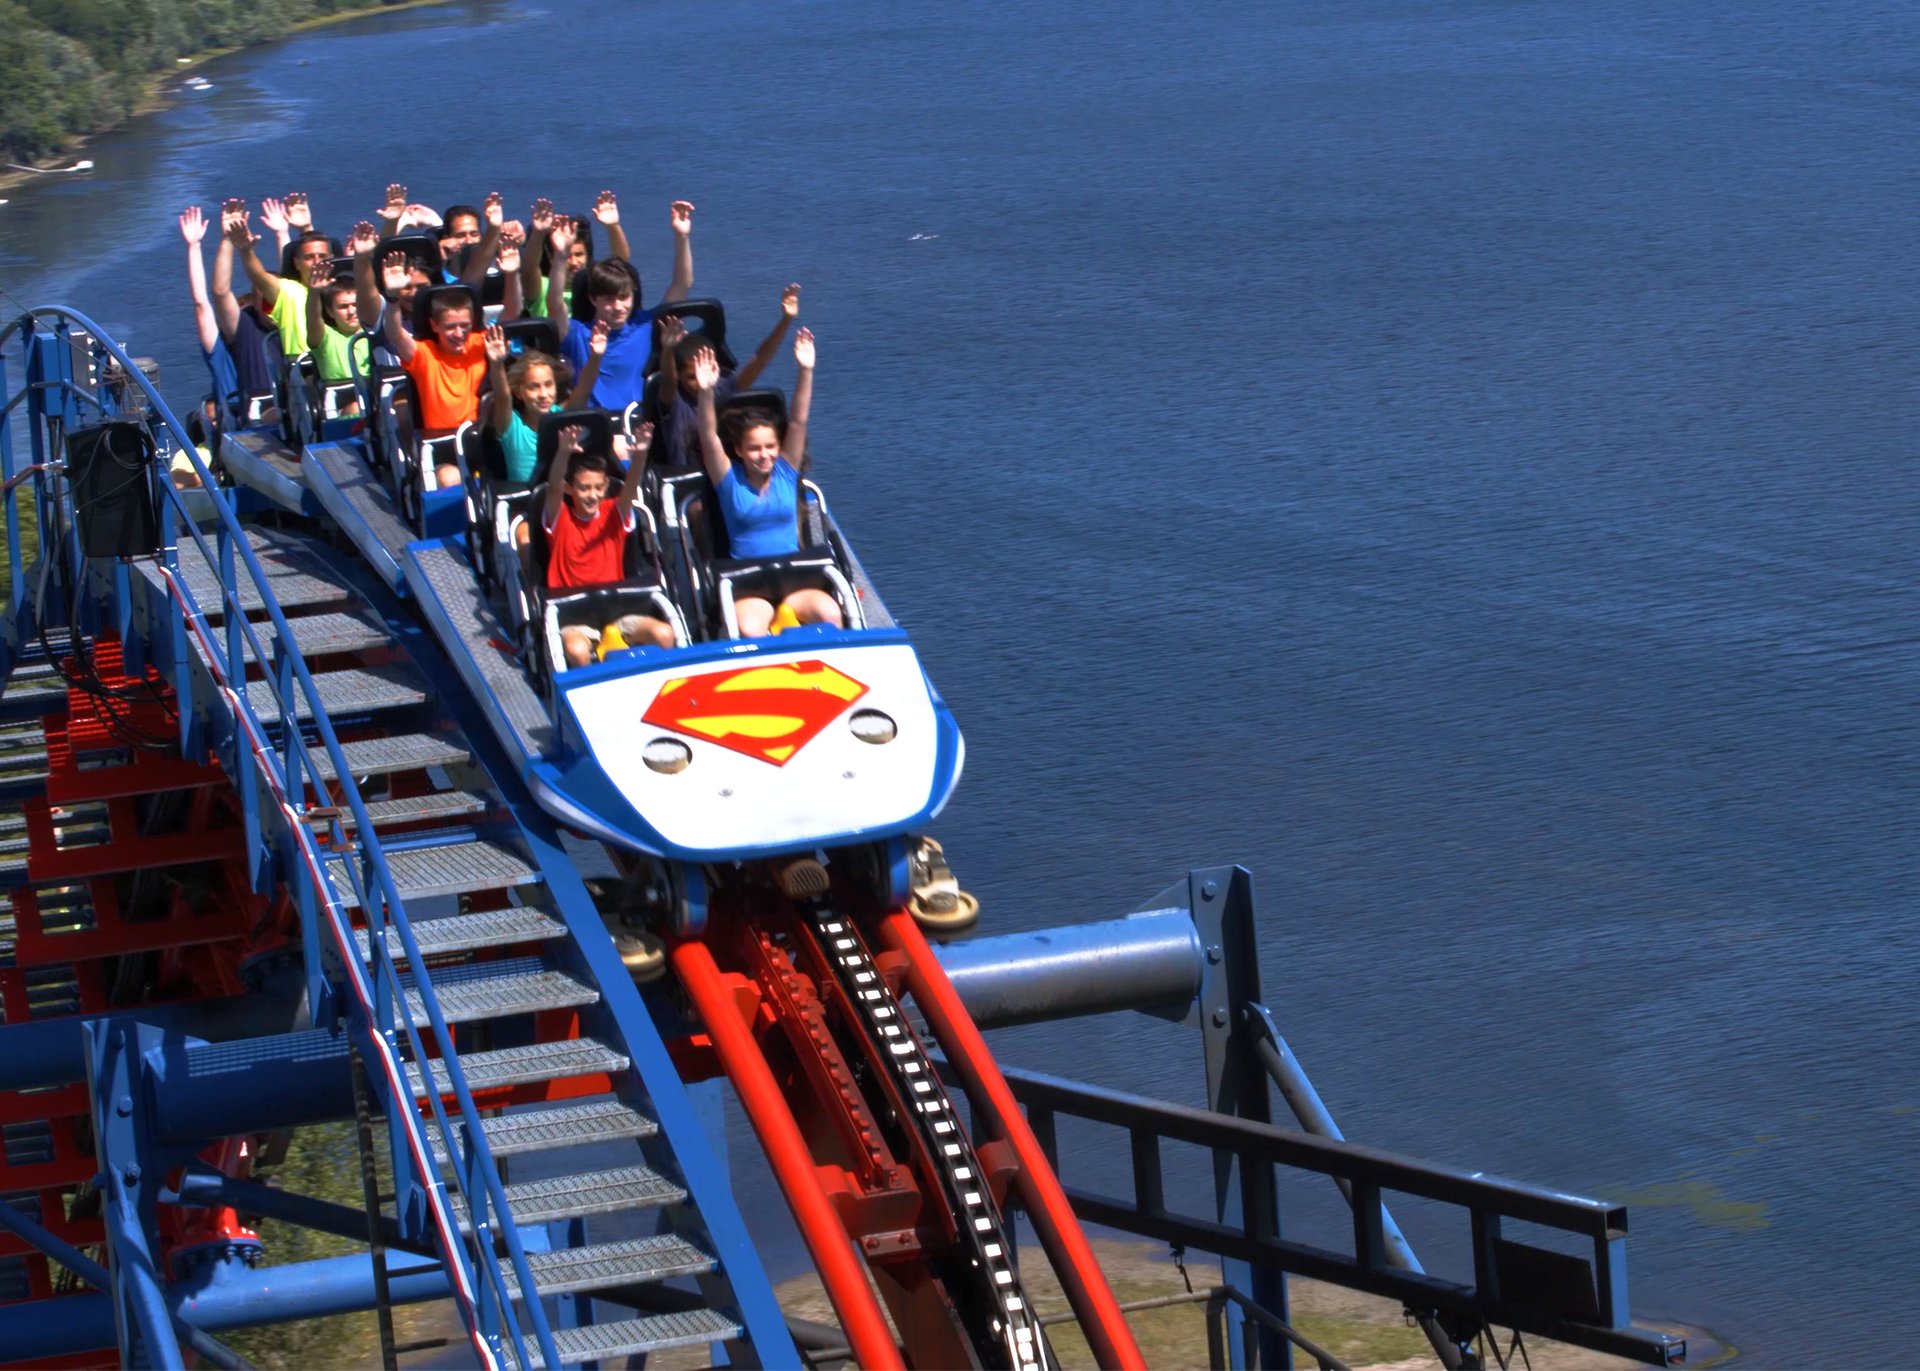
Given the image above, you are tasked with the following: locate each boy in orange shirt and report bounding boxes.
[383,277,485,488]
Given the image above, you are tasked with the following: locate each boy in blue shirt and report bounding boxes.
[547,199,696,411]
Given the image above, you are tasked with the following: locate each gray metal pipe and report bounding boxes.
[931,907,1203,1029]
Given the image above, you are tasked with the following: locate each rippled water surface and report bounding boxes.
[2,2,1915,1361]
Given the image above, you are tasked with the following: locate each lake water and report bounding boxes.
[1,1,1915,1363]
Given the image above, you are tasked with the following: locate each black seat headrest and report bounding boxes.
[535,408,617,470]
[502,317,561,360]
[647,298,736,373]
[716,389,791,451]
[381,233,442,288]
[448,243,508,306]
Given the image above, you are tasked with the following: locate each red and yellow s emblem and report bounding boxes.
[642,660,868,765]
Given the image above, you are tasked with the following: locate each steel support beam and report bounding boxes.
[931,908,1203,1029]
[1178,865,1286,1368]
[0,1252,450,1360]
[0,968,309,1097]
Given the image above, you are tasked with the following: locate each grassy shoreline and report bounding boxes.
[0,0,449,197]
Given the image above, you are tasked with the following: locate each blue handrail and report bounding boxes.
[0,309,560,1371]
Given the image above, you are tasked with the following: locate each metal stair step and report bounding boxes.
[461,1164,685,1233]
[400,958,598,1027]
[433,1099,656,1167]
[241,610,394,662]
[405,1037,629,1100]
[343,790,492,829]
[245,666,426,723]
[0,745,49,773]
[504,1234,715,1301]
[0,680,67,714]
[327,838,539,906]
[523,1308,742,1368]
[307,733,472,781]
[140,529,352,615]
[356,904,567,962]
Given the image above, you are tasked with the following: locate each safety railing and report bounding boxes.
[990,1060,1686,1367]
[0,308,561,1371]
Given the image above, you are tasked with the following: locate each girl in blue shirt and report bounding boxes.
[692,329,843,637]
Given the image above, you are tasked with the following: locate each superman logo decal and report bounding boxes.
[641,660,869,765]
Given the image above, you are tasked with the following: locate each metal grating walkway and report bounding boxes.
[524,1308,743,1368]
[304,442,413,590]
[136,528,350,616]
[409,541,554,754]
[473,1164,686,1230]
[400,961,598,1027]
[327,838,538,906]
[507,1234,715,1299]
[432,1099,657,1165]
[308,733,471,780]
[354,904,567,962]
[245,666,427,723]
[404,1037,630,1100]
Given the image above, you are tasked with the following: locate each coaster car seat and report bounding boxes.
[501,317,561,360]
[644,298,737,376]
[381,233,443,287]
[514,411,689,688]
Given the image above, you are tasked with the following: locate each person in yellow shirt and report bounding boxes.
[233,204,336,356]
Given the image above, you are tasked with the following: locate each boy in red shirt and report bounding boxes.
[384,283,486,488]
[539,429,674,668]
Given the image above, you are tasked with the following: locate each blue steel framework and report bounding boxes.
[0,309,793,1368]
[0,307,1686,1369]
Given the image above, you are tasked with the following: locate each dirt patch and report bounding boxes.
[646,1238,1713,1371]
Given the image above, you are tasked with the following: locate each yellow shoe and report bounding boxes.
[598,621,630,659]
[768,603,802,635]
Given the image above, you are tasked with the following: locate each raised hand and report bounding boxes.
[589,319,610,356]
[220,197,245,228]
[178,206,208,244]
[484,323,509,362]
[781,282,801,318]
[529,198,554,235]
[670,200,695,236]
[558,425,584,457]
[592,190,620,226]
[258,197,290,234]
[691,346,720,392]
[224,207,256,246]
[632,419,655,451]
[498,222,525,273]
[484,191,504,228]
[379,182,407,222]
[347,220,380,256]
[549,217,576,256]
[285,192,312,229]
[657,314,686,350]
[380,250,411,294]
[402,203,441,230]
[793,327,815,370]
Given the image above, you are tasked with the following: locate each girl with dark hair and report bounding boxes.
[690,329,843,637]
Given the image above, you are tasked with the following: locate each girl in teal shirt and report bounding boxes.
[483,321,609,488]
